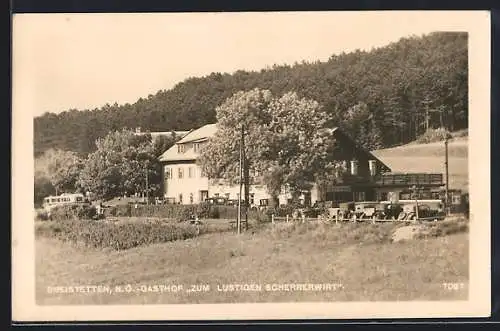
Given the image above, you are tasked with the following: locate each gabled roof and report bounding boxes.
[176,124,217,144]
[330,128,391,172]
[158,123,391,172]
[158,124,217,162]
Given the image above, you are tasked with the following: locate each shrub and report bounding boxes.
[35,210,50,221]
[253,209,271,223]
[104,206,130,217]
[208,206,221,219]
[302,207,324,218]
[265,221,401,245]
[35,218,229,250]
[453,129,468,138]
[123,203,266,221]
[416,128,452,144]
[415,217,469,239]
[49,204,97,221]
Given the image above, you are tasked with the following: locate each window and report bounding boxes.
[400,192,411,200]
[356,192,366,201]
[179,194,183,204]
[250,193,255,205]
[165,167,173,179]
[178,167,184,179]
[177,144,185,153]
[193,143,200,152]
[260,199,269,206]
[188,167,194,178]
[189,193,194,204]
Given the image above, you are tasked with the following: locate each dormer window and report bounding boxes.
[193,143,201,152]
[177,144,185,153]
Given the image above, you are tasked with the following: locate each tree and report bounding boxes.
[34,32,468,156]
[34,173,55,207]
[35,148,84,195]
[198,88,344,207]
[77,129,161,200]
[153,132,178,157]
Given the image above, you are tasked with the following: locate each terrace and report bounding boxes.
[373,173,444,187]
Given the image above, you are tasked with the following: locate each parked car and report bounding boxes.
[354,201,379,221]
[205,197,231,205]
[398,202,445,221]
[374,202,404,220]
[338,201,356,221]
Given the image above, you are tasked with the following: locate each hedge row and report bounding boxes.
[104,203,269,221]
[37,203,323,223]
[35,219,226,250]
[38,204,98,221]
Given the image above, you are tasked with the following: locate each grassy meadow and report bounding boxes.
[36,221,468,305]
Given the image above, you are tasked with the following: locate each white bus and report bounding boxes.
[42,193,88,211]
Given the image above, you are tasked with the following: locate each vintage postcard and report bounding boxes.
[12,10,491,321]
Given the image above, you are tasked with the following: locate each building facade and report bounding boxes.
[159,124,445,206]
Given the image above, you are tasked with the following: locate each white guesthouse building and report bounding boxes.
[158,124,318,206]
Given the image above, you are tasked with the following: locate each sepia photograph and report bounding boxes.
[12,10,490,321]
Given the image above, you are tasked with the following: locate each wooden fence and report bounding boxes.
[270,214,444,224]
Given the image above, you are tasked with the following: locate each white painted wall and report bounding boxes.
[164,165,321,206]
[163,164,209,204]
[209,184,271,206]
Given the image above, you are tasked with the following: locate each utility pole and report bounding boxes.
[412,185,419,220]
[444,136,449,215]
[145,166,149,205]
[422,97,431,132]
[243,125,250,231]
[237,126,244,235]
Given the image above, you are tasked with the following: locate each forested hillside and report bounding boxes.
[34,31,467,156]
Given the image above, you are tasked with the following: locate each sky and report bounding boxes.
[12,11,474,117]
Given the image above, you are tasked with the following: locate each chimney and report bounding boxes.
[369,160,377,177]
[350,160,358,176]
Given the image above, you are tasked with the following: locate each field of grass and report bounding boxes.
[372,138,468,191]
[36,221,468,305]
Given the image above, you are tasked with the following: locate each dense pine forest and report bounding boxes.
[34,31,467,157]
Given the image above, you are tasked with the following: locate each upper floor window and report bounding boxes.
[188,167,194,178]
[193,143,200,153]
[177,144,185,153]
[165,167,173,179]
[178,167,184,179]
